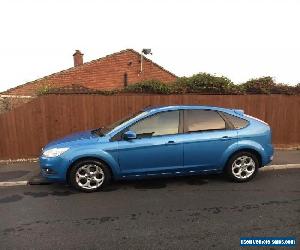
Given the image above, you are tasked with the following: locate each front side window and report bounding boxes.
[184,110,226,132]
[129,111,180,138]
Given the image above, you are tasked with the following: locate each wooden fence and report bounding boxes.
[0,94,299,159]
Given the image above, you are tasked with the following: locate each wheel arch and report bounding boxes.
[66,156,115,184]
[224,148,262,170]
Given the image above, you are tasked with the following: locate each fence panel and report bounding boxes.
[0,94,299,159]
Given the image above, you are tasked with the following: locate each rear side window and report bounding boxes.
[184,110,226,132]
[222,112,249,129]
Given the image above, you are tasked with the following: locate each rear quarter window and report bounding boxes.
[222,112,249,129]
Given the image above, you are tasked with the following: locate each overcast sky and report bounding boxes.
[0,0,299,92]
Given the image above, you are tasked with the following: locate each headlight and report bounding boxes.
[43,147,69,158]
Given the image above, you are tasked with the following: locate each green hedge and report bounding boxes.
[124,80,172,94]
[124,74,300,95]
[240,76,297,95]
[173,73,242,94]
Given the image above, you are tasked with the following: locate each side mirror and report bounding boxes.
[123,130,137,140]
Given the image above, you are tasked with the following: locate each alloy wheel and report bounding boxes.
[231,155,256,179]
[75,164,105,190]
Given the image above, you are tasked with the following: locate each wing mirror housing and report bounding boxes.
[123,130,137,140]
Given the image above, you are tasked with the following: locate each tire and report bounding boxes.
[225,151,259,182]
[69,159,111,192]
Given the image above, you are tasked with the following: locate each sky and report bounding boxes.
[0,0,299,92]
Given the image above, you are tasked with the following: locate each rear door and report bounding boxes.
[182,109,238,171]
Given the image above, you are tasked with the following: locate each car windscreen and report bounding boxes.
[93,110,147,136]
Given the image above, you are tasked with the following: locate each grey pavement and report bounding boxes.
[0,162,40,183]
[273,149,300,165]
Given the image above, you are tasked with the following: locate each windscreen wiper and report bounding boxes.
[91,127,105,136]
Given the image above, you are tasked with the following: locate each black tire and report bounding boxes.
[69,159,111,192]
[225,151,259,183]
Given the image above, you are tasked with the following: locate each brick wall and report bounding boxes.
[4,49,177,96]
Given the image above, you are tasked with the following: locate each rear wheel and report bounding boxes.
[69,159,111,192]
[225,152,259,182]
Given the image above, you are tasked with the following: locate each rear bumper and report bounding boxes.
[261,144,274,167]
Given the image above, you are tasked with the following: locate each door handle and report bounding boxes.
[221,136,232,140]
[165,140,176,145]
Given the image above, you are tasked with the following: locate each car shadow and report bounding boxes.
[29,173,229,194]
[100,173,227,192]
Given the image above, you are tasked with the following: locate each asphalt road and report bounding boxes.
[0,168,299,250]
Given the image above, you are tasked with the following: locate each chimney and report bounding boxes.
[73,50,84,67]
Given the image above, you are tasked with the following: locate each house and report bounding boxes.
[0,49,177,113]
[1,49,177,97]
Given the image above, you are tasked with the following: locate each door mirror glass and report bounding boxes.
[123,130,137,140]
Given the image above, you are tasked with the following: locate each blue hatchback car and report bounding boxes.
[40,105,274,192]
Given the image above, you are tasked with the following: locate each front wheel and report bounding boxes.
[225,152,259,182]
[69,159,111,192]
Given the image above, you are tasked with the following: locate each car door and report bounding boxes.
[117,110,184,177]
[182,109,238,171]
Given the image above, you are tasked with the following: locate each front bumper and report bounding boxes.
[39,156,69,182]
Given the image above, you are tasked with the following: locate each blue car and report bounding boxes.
[40,105,274,192]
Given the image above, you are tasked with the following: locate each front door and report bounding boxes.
[118,110,183,176]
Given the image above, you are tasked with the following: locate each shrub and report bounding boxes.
[240,76,276,94]
[126,75,299,95]
[94,89,121,95]
[124,80,172,94]
[270,83,295,95]
[240,77,299,95]
[172,77,190,93]
[294,83,300,94]
[174,73,243,94]
[36,84,53,96]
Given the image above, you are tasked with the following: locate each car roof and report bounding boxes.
[143,105,236,114]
